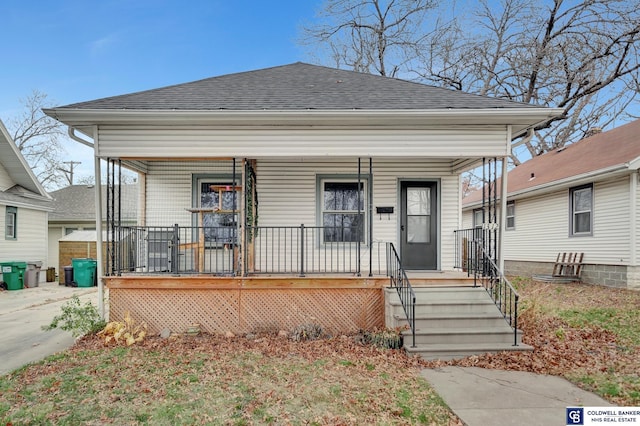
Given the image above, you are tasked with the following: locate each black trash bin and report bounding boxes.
[64,265,74,286]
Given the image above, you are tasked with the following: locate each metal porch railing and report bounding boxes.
[387,243,416,348]
[108,225,387,277]
[467,238,520,346]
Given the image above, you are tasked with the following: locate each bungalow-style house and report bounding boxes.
[0,118,52,283]
[48,184,138,278]
[463,119,640,290]
[44,63,562,354]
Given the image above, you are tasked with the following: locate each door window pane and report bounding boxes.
[407,188,430,215]
[407,216,429,243]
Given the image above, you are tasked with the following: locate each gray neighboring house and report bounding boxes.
[48,184,138,276]
[0,119,52,282]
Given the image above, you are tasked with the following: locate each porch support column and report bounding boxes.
[369,157,373,277]
[357,158,361,276]
[93,126,105,319]
[240,158,246,277]
[499,156,508,273]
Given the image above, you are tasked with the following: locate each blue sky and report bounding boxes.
[1,0,322,180]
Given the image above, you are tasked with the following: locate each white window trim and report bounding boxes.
[570,184,593,237]
[317,177,368,244]
[5,206,17,240]
[506,201,515,230]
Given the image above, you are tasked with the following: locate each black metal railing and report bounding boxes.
[109,224,387,277]
[453,227,489,271]
[387,243,416,348]
[467,238,520,346]
[248,224,368,276]
[109,225,238,276]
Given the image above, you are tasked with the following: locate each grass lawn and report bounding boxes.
[1,279,638,424]
[0,334,457,425]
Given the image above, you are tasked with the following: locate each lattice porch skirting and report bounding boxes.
[109,287,384,335]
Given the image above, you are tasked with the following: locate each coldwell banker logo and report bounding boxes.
[567,408,584,425]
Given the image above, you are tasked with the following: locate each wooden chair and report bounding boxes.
[552,252,584,279]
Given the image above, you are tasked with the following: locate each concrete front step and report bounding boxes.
[403,327,523,345]
[404,342,534,361]
[385,285,529,361]
[394,312,509,329]
[390,299,500,315]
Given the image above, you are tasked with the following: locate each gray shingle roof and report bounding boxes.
[57,62,538,111]
[49,184,138,222]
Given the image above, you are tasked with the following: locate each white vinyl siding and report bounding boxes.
[257,158,460,270]
[142,158,461,271]
[97,126,510,159]
[0,205,48,266]
[504,177,631,265]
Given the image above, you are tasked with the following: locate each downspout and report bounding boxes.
[69,125,104,319]
[92,127,105,319]
[68,127,95,148]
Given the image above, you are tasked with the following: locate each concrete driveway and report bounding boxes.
[0,282,100,376]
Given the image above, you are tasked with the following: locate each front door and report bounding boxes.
[400,181,438,270]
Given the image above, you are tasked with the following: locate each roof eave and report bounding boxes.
[43,107,563,130]
[462,163,632,209]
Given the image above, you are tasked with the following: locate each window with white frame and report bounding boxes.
[570,184,593,236]
[473,208,484,229]
[320,180,366,243]
[506,201,515,230]
[5,206,16,240]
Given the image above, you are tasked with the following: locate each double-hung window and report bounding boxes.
[321,180,365,243]
[5,206,17,240]
[506,201,515,230]
[570,184,593,236]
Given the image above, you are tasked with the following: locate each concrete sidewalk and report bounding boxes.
[422,366,612,426]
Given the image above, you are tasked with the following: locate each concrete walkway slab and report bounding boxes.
[0,282,101,375]
[422,366,612,426]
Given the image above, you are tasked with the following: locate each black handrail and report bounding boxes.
[387,243,416,348]
[108,224,388,277]
[469,239,520,346]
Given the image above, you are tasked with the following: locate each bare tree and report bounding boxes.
[7,90,66,189]
[303,0,640,162]
[301,0,439,77]
[417,0,640,161]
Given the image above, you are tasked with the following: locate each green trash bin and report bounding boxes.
[71,258,97,288]
[1,261,28,290]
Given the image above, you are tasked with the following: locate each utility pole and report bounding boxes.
[58,161,81,185]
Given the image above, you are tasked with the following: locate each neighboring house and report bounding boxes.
[0,119,52,283]
[463,119,640,290]
[48,184,138,277]
[44,62,562,335]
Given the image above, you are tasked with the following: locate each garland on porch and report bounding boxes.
[246,161,258,242]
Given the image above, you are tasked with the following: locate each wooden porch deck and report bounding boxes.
[103,271,474,336]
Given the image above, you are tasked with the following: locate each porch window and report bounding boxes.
[570,184,593,236]
[506,201,515,230]
[198,181,239,244]
[5,206,16,240]
[321,180,365,243]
